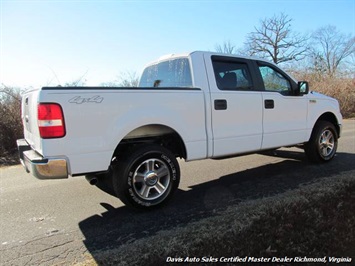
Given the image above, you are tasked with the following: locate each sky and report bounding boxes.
[1,0,354,88]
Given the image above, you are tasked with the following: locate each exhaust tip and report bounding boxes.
[85,175,98,186]
[89,178,98,185]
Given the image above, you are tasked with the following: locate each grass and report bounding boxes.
[78,172,355,266]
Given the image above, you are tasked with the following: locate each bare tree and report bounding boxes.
[215,40,237,54]
[244,13,308,64]
[0,85,23,156]
[101,71,139,87]
[0,85,21,103]
[311,25,355,77]
[118,71,139,87]
[64,70,88,87]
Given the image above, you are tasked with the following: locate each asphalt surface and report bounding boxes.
[0,120,354,265]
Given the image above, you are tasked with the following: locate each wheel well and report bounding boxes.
[112,125,187,161]
[316,112,340,137]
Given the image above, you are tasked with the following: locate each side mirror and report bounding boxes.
[296,81,309,95]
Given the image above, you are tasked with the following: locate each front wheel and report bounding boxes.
[113,145,180,209]
[305,120,338,163]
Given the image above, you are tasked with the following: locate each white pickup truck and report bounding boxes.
[17,51,342,209]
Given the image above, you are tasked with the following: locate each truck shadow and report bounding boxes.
[78,152,355,262]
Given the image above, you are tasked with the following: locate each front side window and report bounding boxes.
[212,60,253,90]
[259,65,291,94]
[139,58,192,88]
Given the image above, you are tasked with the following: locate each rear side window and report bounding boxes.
[139,58,193,87]
[212,60,253,90]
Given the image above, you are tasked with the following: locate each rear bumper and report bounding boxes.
[17,139,68,179]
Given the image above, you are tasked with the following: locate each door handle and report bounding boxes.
[214,99,227,110]
[264,99,274,109]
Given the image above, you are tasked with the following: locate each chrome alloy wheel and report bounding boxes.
[318,129,335,157]
[132,158,170,201]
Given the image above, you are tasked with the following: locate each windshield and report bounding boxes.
[139,58,192,87]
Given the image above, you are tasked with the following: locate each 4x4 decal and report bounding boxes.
[69,95,104,104]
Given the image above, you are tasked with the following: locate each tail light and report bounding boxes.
[38,103,66,138]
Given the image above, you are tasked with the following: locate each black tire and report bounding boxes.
[112,144,180,209]
[305,120,338,163]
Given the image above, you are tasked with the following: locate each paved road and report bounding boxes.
[1,120,354,265]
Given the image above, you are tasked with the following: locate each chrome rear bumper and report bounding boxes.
[17,139,68,179]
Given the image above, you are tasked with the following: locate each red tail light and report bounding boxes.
[38,103,66,138]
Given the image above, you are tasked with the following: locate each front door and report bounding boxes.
[257,63,308,149]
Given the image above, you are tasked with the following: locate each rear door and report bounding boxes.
[204,55,263,157]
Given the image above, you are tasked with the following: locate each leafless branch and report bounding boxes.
[244,13,309,64]
[215,40,237,54]
[310,25,355,76]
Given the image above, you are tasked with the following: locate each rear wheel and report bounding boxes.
[305,120,338,163]
[113,144,180,209]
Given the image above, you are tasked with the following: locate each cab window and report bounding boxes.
[139,58,192,88]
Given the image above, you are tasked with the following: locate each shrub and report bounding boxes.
[0,87,23,158]
[292,72,355,118]
[310,76,354,118]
